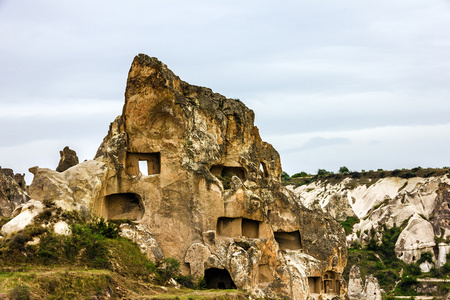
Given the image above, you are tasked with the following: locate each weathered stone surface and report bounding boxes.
[395,214,436,264]
[54,220,71,235]
[56,146,79,172]
[290,175,450,268]
[363,274,382,300]
[29,160,107,215]
[4,54,347,299]
[348,265,365,300]
[1,200,44,236]
[119,223,164,262]
[0,166,29,217]
[348,265,382,300]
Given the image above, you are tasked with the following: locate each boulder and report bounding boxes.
[1,200,44,236]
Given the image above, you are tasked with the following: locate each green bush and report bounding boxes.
[405,263,421,276]
[281,171,290,181]
[155,257,181,285]
[291,172,308,178]
[9,283,31,300]
[339,166,350,174]
[340,216,360,235]
[395,275,418,295]
[417,252,433,265]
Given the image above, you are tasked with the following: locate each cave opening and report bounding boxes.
[217,217,260,238]
[308,277,321,294]
[210,165,247,189]
[204,268,236,290]
[103,193,144,221]
[274,230,302,250]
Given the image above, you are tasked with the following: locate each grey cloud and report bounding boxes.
[285,137,351,153]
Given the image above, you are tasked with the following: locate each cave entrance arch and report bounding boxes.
[103,193,144,221]
[204,268,236,290]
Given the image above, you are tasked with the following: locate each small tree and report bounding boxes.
[281,171,290,181]
[317,169,329,176]
[339,166,350,174]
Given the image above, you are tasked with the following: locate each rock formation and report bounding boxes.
[288,174,450,269]
[0,167,29,217]
[56,146,79,172]
[2,54,347,299]
[348,265,382,300]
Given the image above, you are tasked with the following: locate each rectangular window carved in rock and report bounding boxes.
[308,277,321,293]
[217,217,241,237]
[242,218,259,238]
[274,230,302,250]
[126,152,160,176]
[103,193,144,221]
[217,217,260,238]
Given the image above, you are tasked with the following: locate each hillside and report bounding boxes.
[284,168,450,298]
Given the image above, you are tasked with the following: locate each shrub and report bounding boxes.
[291,172,308,178]
[175,274,195,288]
[155,257,181,285]
[281,171,290,181]
[340,216,360,235]
[9,283,31,300]
[417,252,433,265]
[396,275,418,295]
[339,166,350,174]
[405,263,421,276]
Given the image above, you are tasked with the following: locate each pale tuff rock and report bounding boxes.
[119,223,164,262]
[1,200,44,236]
[2,54,347,299]
[395,214,436,264]
[290,175,450,268]
[29,160,107,215]
[348,265,382,300]
[363,274,382,300]
[348,265,365,300]
[437,243,450,268]
[54,221,71,235]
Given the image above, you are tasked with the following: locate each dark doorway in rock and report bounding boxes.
[205,268,236,290]
[242,218,259,238]
[217,217,261,238]
[308,277,321,293]
[103,193,144,221]
[274,230,302,250]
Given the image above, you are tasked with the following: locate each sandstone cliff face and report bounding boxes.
[0,167,29,217]
[12,54,347,299]
[289,175,450,268]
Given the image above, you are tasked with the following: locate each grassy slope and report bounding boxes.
[0,217,250,299]
[0,265,249,299]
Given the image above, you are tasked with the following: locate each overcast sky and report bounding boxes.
[1,0,450,182]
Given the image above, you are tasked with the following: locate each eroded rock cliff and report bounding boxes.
[3,54,347,299]
[288,174,450,269]
[0,167,29,217]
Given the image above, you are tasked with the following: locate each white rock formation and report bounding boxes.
[289,175,450,268]
[348,265,382,300]
[1,200,44,236]
[395,214,436,264]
